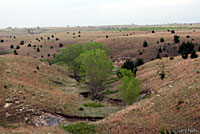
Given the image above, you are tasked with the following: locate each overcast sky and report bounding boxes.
[0,0,199,28]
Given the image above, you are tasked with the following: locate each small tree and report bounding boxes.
[20,40,24,45]
[171,30,175,34]
[119,70,141,104]
[135,58,144,67]
[174,35,180,43]
[160,37,164,43]
[121,59,137,76]
[143,40,148,47]
[156,51,161,59]
[10,45,14,49]
[55,44,84,81]
[76,49,113,100]
[0,39,4,43]
[16,45,20,49]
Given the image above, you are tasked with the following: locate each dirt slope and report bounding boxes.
[96,53,200,134]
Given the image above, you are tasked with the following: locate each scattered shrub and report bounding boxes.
[143,40,148,47]
[174,35,180,43]
[186,35,190,38]
[164,54,168,57]
[10,45,14,49]
[156,51,161,59]
[106,35,109,38]
[171,30,175,34]
[47,54,50,57]
[51,35,54,38]
[135,58,144,67]
[28,44,31,47]
[0,39,4,43]
[190,50,198,59]
[50,46,53,49]
[13,50,18,55]
[47,37,50,40]
[16,45,20,49]
[181,53,188,59]
[37,48,40,52]
[152,30,155,33]
[160,37,164,43]
[59,43,63,47]
[121,59,137,75]
[198,45,200,52]
[159,47,162,53]
[56,38,59,41]
[20,40,24,45]
[78,35,81,37]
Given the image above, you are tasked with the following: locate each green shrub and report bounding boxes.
[83,102,104,108]
[61,123,96,134]
[19,40,24,45]
[99,90,118,95]
[143,40,148,47]
[119,74,141,104]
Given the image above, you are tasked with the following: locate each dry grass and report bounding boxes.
[96,53,200,134]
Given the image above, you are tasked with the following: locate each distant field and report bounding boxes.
[119,26,200,31]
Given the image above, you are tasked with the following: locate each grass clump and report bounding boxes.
[61,122,96,134]
[83,102,104,108]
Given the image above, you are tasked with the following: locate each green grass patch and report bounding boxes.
[99,89,118,95]
[61,122,96,134]
[108,26,200,31]
[83,102,104,108]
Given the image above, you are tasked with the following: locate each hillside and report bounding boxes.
[96,53,200,134]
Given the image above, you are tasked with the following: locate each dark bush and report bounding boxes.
[78,31,81,34]
[160,37,164,43]
[33,45,36,47]
[156,51,161,59]
[143,40,148,47]
[159,47,162,53]
[50,46,53,49]
[171,30,175,34]
[20,40,24,45]
[28,44,31,47]
[106,35,109,38]
[47,37,50,40]
[186,35,190,38]
[51,35,54,38]
[41,37,43,40]
[174,35,180,43]
[10,45,14,49]
[16,45,20,49]
[78,35,81,37]
[121,59,137,76]
[59,43,63,47]
[37,48,40,52]
[56,38,59,41]
[40,45,43,48]
[178,42,194,55]
[198,45,200,52]
[181,53,188,59]
[0,39,4,43]
[157,41,159,44]
[152,30,155,33]
[41,55,43,58]
[190,50,198,59]
[135,58,144,67]
[13,50,18,55]
[47,54,50,57]
[164,54,168,57]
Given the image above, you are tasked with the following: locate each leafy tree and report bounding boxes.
[143,40,148,47]
[83,42,110,55]
[119,71,141,104]
[55,44,84,81]
[76,49,113,100]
